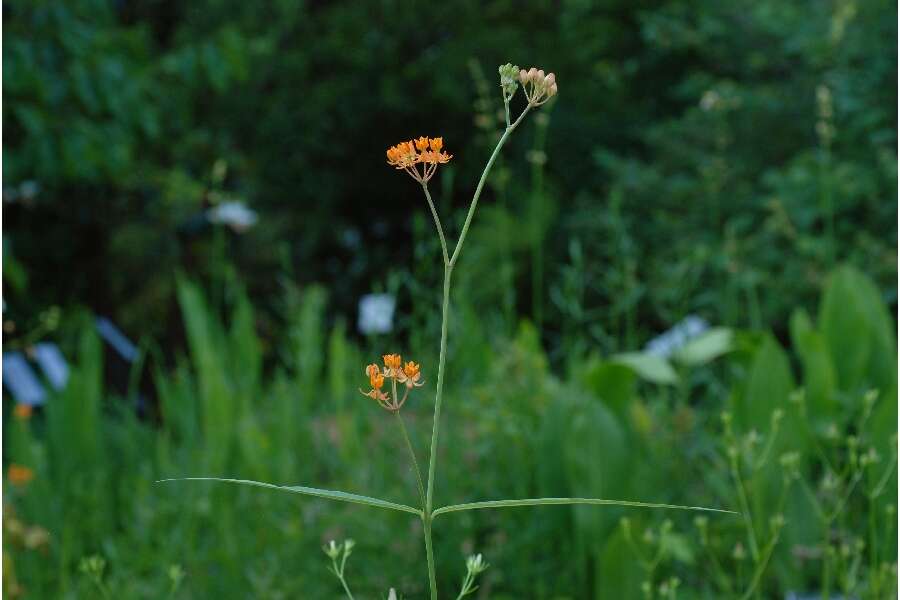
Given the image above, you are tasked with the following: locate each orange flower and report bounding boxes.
[385,136,452,184]
[370,371,385,390]
[386,141,417,169]
[361,368,390,404]
[383,353,402,374]
[398,361,425,388]
[8,464,34,486]
[361,356,425,412]
[13,404,32,420]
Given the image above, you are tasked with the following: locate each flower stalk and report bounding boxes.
[162,62,735,600]
[419,100,536,597]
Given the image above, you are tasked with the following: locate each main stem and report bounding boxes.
[423,103,532,600]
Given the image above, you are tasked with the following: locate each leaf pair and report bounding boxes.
[157,478,737,518]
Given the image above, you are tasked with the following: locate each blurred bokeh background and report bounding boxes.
[2,0,897,598]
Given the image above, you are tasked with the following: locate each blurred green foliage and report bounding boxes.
[3,0,895,349]
[2,0,897,598]
[4,266,897,598]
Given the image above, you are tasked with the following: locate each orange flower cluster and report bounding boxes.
[8,464,34,487]
[360,353,425,412]
[386,136,452,184]
[13,404,32,420]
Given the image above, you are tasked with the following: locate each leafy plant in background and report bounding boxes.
[3,263,894,597]
[162,64,733,598]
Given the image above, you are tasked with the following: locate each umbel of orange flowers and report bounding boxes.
[360,353,425,412]
[386,136,452,184]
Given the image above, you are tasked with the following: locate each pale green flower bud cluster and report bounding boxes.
[457,552,490,597]
[498,63,520,99]
[323,539,343,560]
[323,539,356,594]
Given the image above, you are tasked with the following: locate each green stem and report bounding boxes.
[339,577,354,600]
[730,455,760,561]
[455,571,474,600]
[422,102,534,600]
[740,532,780,600]
[741,483,788,600]
[426,264,452,516]
[333,558,355,600]
[396,412,426,509]
[449,104,531,268]
[424,517,438,599]
[423,184,450,265]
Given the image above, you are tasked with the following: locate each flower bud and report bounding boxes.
[519,69,528,83]
[527,67,537,81]
[498,63,520,98]
[466,553,489,575]
[323,540,342,560]
[545,73,556,87]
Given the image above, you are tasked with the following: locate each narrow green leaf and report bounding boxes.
[157,478,422,516]
[432,497,737,519]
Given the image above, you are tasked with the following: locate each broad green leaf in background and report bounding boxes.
[578,358,638,419]
[818,266,897,465]
[611,352,678,385]
[789,308,838,417]
[596,529,645,599]
[673,327,733,366]
[733,334,795,433]
[819,265,897,393]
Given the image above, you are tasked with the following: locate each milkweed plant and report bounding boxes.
[162,63,735,599]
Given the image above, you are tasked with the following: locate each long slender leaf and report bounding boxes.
[432,497,737,519]
[157,478,422,516]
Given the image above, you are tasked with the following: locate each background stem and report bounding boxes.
[396,412,426,509]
